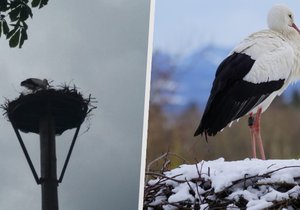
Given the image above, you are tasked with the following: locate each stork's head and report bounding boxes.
[42,79,49,87]
[268,5,300,36]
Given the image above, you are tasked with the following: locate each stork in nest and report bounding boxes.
[21,78,50,92]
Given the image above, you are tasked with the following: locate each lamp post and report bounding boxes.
[3,86,95,210]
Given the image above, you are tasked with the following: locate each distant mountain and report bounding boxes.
[176,44,231,110]
[151,44,230,112]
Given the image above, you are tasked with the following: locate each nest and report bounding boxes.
[2,85,96,135]
[144,156,300,210]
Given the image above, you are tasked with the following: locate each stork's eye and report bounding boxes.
[289,14,292,19]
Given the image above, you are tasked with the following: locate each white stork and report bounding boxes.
[194,5,300,160]
[21,78,49,91]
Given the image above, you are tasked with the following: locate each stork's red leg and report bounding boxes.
[253,108,266,160]
[248,113,257,158]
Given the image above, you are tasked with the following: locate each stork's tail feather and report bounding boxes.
[195,132,208,142]
[194,126,203,137]
[194,124,211,142]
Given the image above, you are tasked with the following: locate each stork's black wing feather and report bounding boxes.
[194,53,284,137]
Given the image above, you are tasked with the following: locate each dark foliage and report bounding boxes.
[0,0,49,48]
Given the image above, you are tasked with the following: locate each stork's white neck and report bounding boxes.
[286,34,300,80]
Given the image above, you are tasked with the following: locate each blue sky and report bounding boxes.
[154,0,300,55]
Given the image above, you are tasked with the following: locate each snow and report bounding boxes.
[146,158,300,209]
[246,199,272,210]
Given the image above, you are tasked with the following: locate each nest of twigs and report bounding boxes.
[144,155,300,210]
[2,85,96,135]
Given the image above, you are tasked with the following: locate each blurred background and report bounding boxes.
[146,0,300,172]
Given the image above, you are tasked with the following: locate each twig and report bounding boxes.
[222,165,300,192]
[194,162,203,202]
[185,178,195,197]
[145,172,185,183]
[146,152,189,181]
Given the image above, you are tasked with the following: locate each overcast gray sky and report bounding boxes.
[0,0,150,209]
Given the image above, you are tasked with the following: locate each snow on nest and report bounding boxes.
[145,158,300,209]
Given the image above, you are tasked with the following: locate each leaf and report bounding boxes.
[26,4,33,18]
[9,29,20,48]
[22,21,28,30]
[0,22,2,38]
[10,1,19,8]
[31,0,48,9]
[40,0,49,8]
[20,7,30,21]
[6,26,17,39]
[0,0,8,12]
[22,28,28,40]
[2,20,9,35]
[31,0,40,8]
[9,7,21,22]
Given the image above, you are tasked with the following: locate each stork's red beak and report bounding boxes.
[292,23,300,34]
